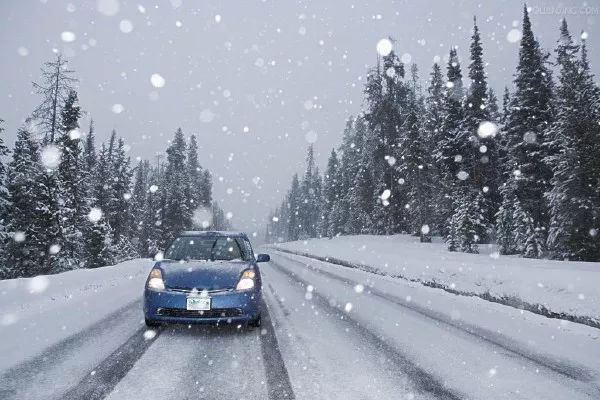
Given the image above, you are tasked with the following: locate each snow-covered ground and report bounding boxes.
[0,259,155,371]
[1,253,599,399]
[272,235,600,327]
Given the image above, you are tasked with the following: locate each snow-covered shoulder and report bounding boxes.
[272,235,600,326]
[0,259,155,371]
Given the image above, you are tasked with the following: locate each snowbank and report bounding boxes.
[0,259,155,370]
[272,235,600,328]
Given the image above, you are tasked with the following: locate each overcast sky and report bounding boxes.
[1,0,598,237]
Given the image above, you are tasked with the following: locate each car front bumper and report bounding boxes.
[144,287,261,325]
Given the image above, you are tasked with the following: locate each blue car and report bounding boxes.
[143,231,269,328]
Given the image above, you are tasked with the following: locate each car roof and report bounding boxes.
[178,230,249,239]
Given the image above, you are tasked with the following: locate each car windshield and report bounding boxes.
[164,236,253,262]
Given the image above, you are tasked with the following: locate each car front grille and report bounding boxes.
[166,287,234,295]
[156,307,244,318]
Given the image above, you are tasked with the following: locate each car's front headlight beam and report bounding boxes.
[236,270,256,291]
[147,268,165,291]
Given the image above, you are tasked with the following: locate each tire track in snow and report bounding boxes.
[271,246,600,330]
[270,259,464,400]
[259,297,296,399]
[274,251,600,386]
[0,299,142,400]
[61,326,161,400]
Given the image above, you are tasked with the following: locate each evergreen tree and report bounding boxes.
[365,49,409,234]
[0,119,9,268]
[341,117,370,234]
[441,47,466,249]
[200,170,213,207]
[546,22,600,261]
[287,174,301,241]
[161,128,192,246]
[186,135,204,211]
[32,54,78,144]
[399,66,435,241]
[55,90,85,271]
[131,160,149,253]
[461,18,499,238]
[320,149,339,238]
[82,118,97,201]
[499,6,555,257]
[6,125,60,277]
[298,145,320,238]
[424,63,449,233]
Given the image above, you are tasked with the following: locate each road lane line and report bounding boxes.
[259,298,296,400]
[62,326,161,400]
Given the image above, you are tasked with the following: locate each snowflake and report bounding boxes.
[150,73,166,88]
[376,38,392,56]
[119,19,134,33]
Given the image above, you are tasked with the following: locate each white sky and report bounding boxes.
[1,0,598,236]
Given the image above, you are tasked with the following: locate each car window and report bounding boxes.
[164,236,251,261]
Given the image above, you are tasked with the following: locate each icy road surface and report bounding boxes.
[1,252,600,400]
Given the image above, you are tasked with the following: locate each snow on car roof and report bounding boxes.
[179,231,248,238]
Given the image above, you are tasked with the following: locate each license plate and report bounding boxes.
[187,297,211,311]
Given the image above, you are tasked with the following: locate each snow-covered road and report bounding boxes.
[1,251,599,400]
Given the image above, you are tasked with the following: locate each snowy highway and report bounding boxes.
[1,250,600,400]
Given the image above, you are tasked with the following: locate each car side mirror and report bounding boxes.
[256,253,270,263]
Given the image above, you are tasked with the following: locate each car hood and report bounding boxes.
[157,260,252,290]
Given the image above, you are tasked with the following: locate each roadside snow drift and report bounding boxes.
[0,259,155,371]
[273,235,600,327]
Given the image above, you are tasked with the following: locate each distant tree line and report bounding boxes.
[0,56,230,279]
[266,8,600,262]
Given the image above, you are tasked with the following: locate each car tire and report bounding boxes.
[145,318,160,327]
[248,314,261,328]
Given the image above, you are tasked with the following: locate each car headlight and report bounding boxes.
[236,270,256,291]
[147,268,165,291]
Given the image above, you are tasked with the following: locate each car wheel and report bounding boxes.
[248,314,261,328]
[145,318,160,327]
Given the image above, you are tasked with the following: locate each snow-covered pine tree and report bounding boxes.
[186,135,212,210]
[162,128,192,245]
[186,134,205,213]
[131,160,149,254]
[460,17,499,240]
[210,202,232,230]
[399,64,435,241]
[500,6,555,257]
[342,116,370,234]
[298,145,319,238]
[111,138,135,252]
[496,180,528,254]
[424,62,449,234]
[441,47,466,250]
[140,164,164,255]
[453,187,486,254]
[82,119,97,198]
[365,49,409,234]
[6,124,60,277]
[546,21,600,261]
[0,119,9,270]
[287,174,301,241]
[200,169,213,207]
[32,54,78,144]
[319,149,339,238]
[331,118,355,236]
[55,90,85,271]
